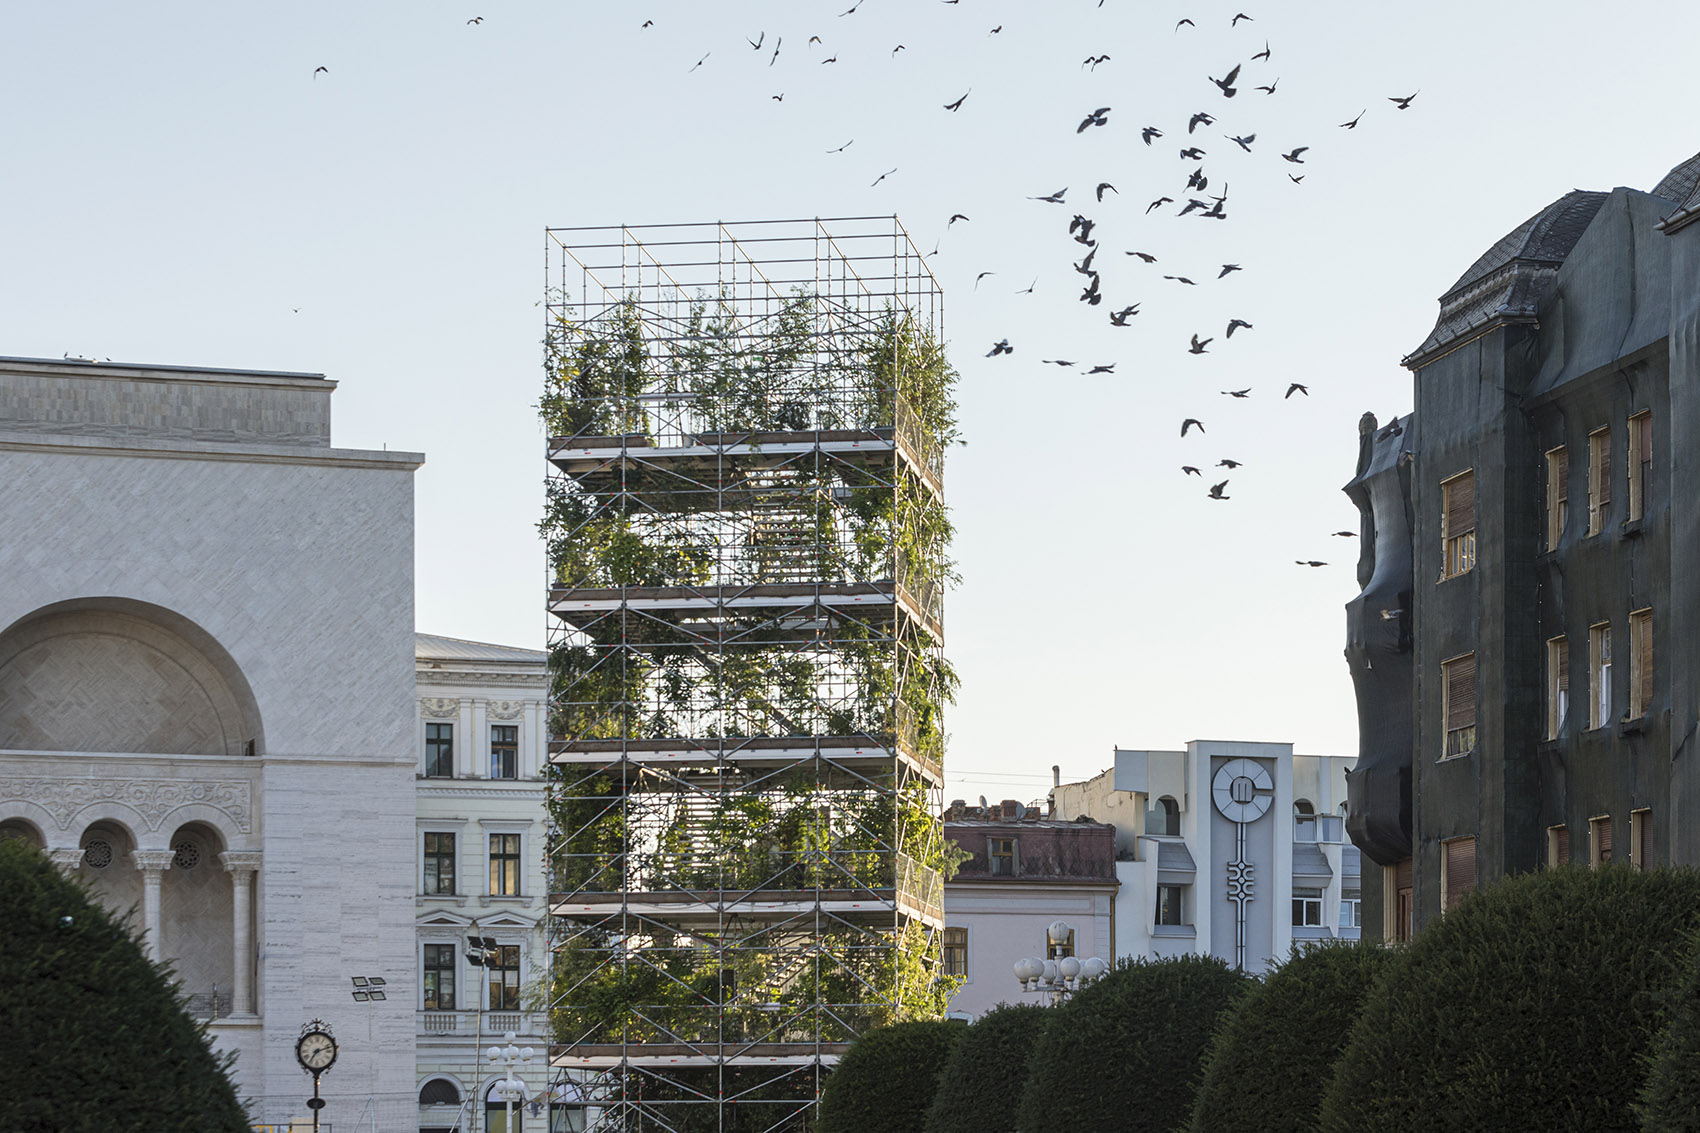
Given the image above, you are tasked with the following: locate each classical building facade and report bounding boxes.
[0,356,423,1127]
[1344,151,1700,940]
[412,633,552,1133]
[1053,741,1359,974]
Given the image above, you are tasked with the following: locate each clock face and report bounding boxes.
[297,1030,337,1072]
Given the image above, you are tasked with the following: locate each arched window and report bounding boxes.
[419,1078,461,1106]
[486,1079,528,1133]
[1145,795,1180,837]
[0,818,43,847]
[1293,799,1318,841]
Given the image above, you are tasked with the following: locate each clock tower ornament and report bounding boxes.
[296,1019,338,1131]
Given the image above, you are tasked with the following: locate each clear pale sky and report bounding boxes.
[5,1,1696,807]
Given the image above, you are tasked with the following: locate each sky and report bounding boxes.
[4,0,1698,809]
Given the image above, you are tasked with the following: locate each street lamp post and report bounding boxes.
[486,1031,533,1133]
[1012,920,1109,1005]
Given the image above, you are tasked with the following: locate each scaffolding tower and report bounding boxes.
[541,218,955,1132]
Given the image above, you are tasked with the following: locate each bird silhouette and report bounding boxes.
[1286,382,1309,398]
[1332,531,1358,537]
[313,65,328,77]
[1289,174,1305,183]
[1179,146,1206,160]
[1043,359,1077,367]
[747,31,764,49]
[1109,304,1140,325]
[467,16,484,24]
[827,139,854,153]
[986,339,1013,356]
[1031,187,1068,203]
[688,53,710,72]
[1147,197,1173,213]
[1127,251,1157,263]
[1188,112,1215,133]
[1083,54,1111,70]
[1079,275,1103,305]
[1165,275,1197,286]
[1219,263,1242,278]
[944,90,970,111]
[1226,319,1253,337]
[1183,465,1202,476]
[1073,247,1098,275]
[1252,41,1271,61]
[870,168,897,187]
[1210,65,1241,98]
[1189,334,1213,354]
[1227,133,1256,152]
[1096,182,1118,201]
[976,271,996,289]
[1218,458,1243,468]
[948,213,969,225]
[1208,479,1230,499]
[1142,126,1163,145]
[1296,560,1327,567]
[1182,418,1205,437]
[1281,146,1309,163]
[1388,91,1419,109]
[1078,107,1112,132]
[1187,168,1209,192]
[1257,79,1279,95]
[1087,363,1116,374]
[1015,278,1037,294]
[1339,109,1366,128]
[1176,18,1195,30]
[821,55,838,64]
[892,44,905,55]
[1222,389,1251,399]
[1231,12,1254,25]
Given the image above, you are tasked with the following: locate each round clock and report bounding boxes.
[296,1022,338,1075]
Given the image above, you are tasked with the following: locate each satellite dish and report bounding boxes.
[1013,802,1027,819]
[979,795,988,810]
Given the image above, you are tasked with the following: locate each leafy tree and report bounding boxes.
[0,839,249,1131]
[817,1020,965,1133]
[1320,865,1700,1132]
[924,1003,1047,1133]
[1190,940,1394,1132]
[1015,955,1250,1133]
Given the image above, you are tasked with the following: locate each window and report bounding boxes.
[1545,446,1568,549]
[1292,887,1324,927]
[490,725,518,779]
[1442,836,1476,912]
[490,833,522,896]
[1155,884,1186,926]
[1293,799,1316,842]
[425,721,454,778]
[1145,795,1180,837]
[1587,427,1611,535]
[423,944,456,1010]
[1590,623,1612,729]
[941,927,968,978]
[1545,636,1569,740]
[1630,809,1652,870]
[1442,653,1477,758]
[1630,608,1653,720]
[1591,815,1613,866]
[1627,411,1651,522]
[1390,859,1413,942]
[489,944,521,1010]
[420,1079,461,1106]
[1340,888,1362,929]
[424,832,456,896]
[1548,825,1570,867]
[988,837,1016,876]
[1441,470,1476,578]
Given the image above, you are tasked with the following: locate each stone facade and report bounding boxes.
[0,356,422,1128]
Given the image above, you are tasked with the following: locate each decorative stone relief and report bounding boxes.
[219,850,262,876]
[0,777,252,833]
[488,700,525,721]
[420,697,461,718]
[133,849,178,872]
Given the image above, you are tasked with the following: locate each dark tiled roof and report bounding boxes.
[1404,190,1608,368]
[1651,151,1700,204]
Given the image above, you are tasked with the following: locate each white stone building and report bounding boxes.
[0,356,423,1129]
[1052,740,1359,975]
[412,633,553,1133]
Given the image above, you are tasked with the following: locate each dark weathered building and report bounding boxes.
[1345,152,1700,940]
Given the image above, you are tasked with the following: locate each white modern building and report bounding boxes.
[0,356,424,1128]
[1052,740,1359,974]
[412,632,554,1133]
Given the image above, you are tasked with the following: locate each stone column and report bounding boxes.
[48,847,85,872]
[133,850,177,961]
[472,699,489,778]
[458,698,476,778]
[220,851,263,1016]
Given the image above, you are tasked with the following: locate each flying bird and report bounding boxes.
[1079,275,1103,305]
[1218,458,1243,468]
[748,31,764,49]
[1296,560,1327,568]
[467,16,484,24]
[827,139,854,153]
[1179,146,1206,160]
[945,90,970,111]
[770,37,782,65]
[1183,466,1202,476]
[1340,109,1366,128]
[986,339,1013,356]
[771,93,784,101]
[1208,479,1230,499]
[1189,334,1213,354]
[1069,212,1094,238]
[1388,91,1419,109]
[1257,79,1279,95]
[1141,126,1163,145]
[1285,382,1309,398]
[1073,247,1098,274]
[1187,167,1209,192]
[1281,146,1309,163]
[1087,363,1116,374]
[1043,359,1076,367]
[1109,304,1140,325]
[1289,174,1305,183]
[975,271,996,289]
[1015,278,1037,294]
[313,65,328,77]
[1210,65,1241,98]
[1332,531,1358,537]
[1231,12,1254,24]
[1252,41,1271,61]
[870,167,897,187]
[688,52,710,72]
[1127,251,1157,263]
[1078,107,1112,132]
[1096,182,1118,201]
[1164,275,1197,285]
[1176,18,1195,30]
[840,0,865,12]
[642,20,654,27]
[1226,319,1253,337]
[1146,196,1173,213]
[821,55,839,64]
[1222,389,1251,398]
[1083,54,1111,70]
[948,213,970,225]
[1219,263,1241,278]
[1030,187,1068,203]
[892,44,906,55]
[989,25,1002,34]
[1188,112,1215,134]
[1182,418,1205,437]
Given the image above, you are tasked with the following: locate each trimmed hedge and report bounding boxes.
[818,1019,965,1133]
[1015,955,1251,1133]
[0,839,249,1131]
[1319,865,1700,1132]
[1637,923,1700,1130]
[924,1004,1047,1133]
[1189,939,1394,1133]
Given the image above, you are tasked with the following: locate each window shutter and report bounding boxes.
[1637,814,1651,868]
[1446,655,1477,730]
[1556,638,1569,692]
[1555,448,1568,500]
[1636,613,1653,719]
[1395,857,1413,891]
[1554,826,1570,865]
[1445,838,1476,909]
[1445,472,1476,536]
[1597,818,1613,861]
[1599,432,1612,507]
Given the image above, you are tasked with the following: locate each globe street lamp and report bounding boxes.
[1012,920,1108,1005]
[486,1031,533,1133]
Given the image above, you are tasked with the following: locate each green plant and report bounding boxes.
[818,1020,966,1133]
[1319,865,1700,1132]
[1015,955,1251,1133]
[0,839,250,1131]
[924,1004,1048,1133]
[1636,920,1700,1130]
[1189,939,1395,1133]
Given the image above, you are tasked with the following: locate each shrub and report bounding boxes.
[1015,955,1251,1133]
[0,839,249,1131]
[1189,939,1394,1132]
[1319,865,1700,1132]
[1637,922,1700,1130]
[818,1019,965,1133]
[924,1004,1048,1133]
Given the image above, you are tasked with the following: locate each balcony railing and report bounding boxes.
[419,1010,542,1037]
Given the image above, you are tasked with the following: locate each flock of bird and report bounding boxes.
[323,6,1420,570]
